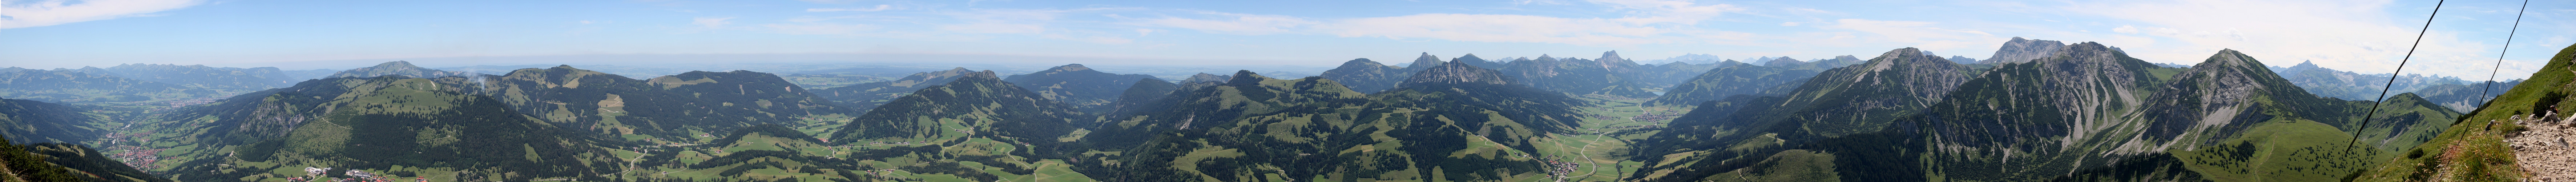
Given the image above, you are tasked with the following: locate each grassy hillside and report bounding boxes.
[2349,43,2576,181]
[136,76,625,182]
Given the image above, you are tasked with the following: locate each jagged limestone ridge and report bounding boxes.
[1980,37,2068,64]
[1906,42,2165,181]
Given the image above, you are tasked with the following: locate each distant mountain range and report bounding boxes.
[3,39,2568,182]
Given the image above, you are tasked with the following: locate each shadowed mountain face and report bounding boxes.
[2408,80,2525,112]
[328,61,476,79]
[1643,60,1822,107]
[1634,61,1729,88]
[2270,60,2478,101]
[1077,64,1585,181]
[0,98,106,145]
[146,76,621,182]
[814,67,980,110]
[0,68,212,103]
[15,140,176,182]
[1002,64,1163,113]
[1628,42,2464,181]
[1500,52,1660,98]
[1318,53,1490,94]
[649,70,854,119]
[1626,48,1978,181]
[1318,58,1408,93]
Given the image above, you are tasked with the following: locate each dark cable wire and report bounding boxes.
[2479,0,2532,104]
[2350,0,2445,148]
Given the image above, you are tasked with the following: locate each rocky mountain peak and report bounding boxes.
[1402,61,1511,85]
[2138,48,2311,145]
[1761,56,1803,67]
[1536,54,1557,62]
[960,70,1002,80]
[1981,37,2069,64]
[2198,49,2265,68]
[1457,54,1487,63]
[1410,53,1444,68]
[1227,70,1271,84]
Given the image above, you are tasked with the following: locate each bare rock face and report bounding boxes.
[1403,60,1512,86]
[1770,47,1973,137]
[1980,37,2068,64]
[2138,49,2303,146]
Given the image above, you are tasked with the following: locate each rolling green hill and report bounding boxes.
[814,67,982,111]
[824,70,1086,182]
[480,66,851,143]
[140,76,624,182]
[1077,60,1589,181]
[1002,64,1165,113]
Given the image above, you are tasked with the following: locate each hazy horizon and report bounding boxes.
[6,0,2573,79]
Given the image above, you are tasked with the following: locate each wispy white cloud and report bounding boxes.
[809,4,895,12]
[1128,0,1750,46]
[1814,19,2001,52]
[1130,12,1315,35]
[764,23,876,35]
[0,0,204,29]
[936,8,1072,34]
[2065,0,2485,75]
[794,0,862,4]
[1588,0,1742,25]
[1320,13,1671,45]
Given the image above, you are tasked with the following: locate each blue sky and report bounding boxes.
[2,0,2571,79]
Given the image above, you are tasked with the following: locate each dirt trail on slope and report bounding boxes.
[2510,112,2576,181]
